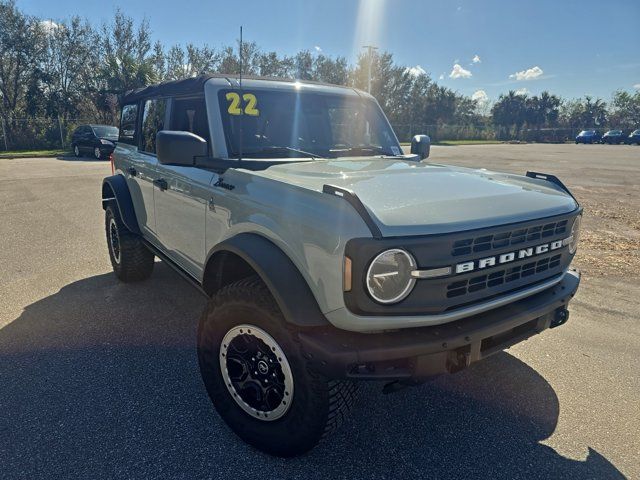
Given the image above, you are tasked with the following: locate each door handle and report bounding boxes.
[127,166,137,176]
[154,178,168,191]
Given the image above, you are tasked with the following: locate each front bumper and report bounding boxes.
[299,269,580,381]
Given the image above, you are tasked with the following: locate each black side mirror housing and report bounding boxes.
[410,134,431,160]
[156,130,208,166]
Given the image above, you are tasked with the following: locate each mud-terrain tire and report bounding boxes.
[197,277,357,457]
[105,204,154,282]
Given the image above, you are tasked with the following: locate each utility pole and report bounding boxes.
[362,45,378,94]
[1,119,7,151]
[57,116,65,149]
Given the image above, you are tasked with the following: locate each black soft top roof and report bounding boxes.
[121,74,358,104]
[121,75,215,104]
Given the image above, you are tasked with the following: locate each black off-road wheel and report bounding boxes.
[197,277,357,457]
[105,204,154,282]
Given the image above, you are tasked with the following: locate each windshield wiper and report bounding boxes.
[241,146,320,159]
[328,146,394,158]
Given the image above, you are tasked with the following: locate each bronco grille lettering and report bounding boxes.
[455,239,567,274]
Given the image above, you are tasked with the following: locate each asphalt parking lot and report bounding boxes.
[1,144,638,479]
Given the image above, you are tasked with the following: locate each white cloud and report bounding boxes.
[509,66,544,81]
[472,54,481,64]
[40,20,59,35]
[449,63,472,79]
[407,65,426,77]
[314,45,322,53]
[471,89,489,104]
[515,87,529,96]
[439,74,445,80]
[634,83,640,89]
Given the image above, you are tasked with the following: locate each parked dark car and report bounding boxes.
[71,124,119,159]
[601,129,625,144]
[625,129,640,145]
[575,130,601,144]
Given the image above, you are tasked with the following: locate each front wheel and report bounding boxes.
[73,144,81,157]
[105,204,154,282]
[94,147,102,159]
[197,277,357,457]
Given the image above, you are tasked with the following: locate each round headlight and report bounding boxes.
[569,215,582,254]
[366,249,416,304]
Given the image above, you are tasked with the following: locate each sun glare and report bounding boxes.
[352,0,387,58]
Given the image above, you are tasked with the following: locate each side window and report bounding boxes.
[170,97,210,147]
[119,104,139,145]
[141,98,167,154]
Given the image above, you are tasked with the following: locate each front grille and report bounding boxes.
[451,220,568,256]
[446,254,562,298]
[343,210,580,316]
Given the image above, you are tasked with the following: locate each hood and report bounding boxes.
[252,157,578,237]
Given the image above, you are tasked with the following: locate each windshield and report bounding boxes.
[218,89,401,159]
[608,130,622,135]
[579,130,595,136]
[92,126,119,138]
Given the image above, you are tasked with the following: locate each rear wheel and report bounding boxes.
[105,204,154,282]
[197,277,357,457]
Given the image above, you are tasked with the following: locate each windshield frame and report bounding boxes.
[213,84,402,161]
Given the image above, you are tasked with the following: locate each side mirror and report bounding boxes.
[156,130,208,166]
[410,134,431,160]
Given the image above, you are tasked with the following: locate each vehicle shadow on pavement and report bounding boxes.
[56,155,110,162]
[0,264,625,479]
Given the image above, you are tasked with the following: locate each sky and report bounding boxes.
[19,0,640,103]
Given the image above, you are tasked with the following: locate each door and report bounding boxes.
[120,102,158,236]
[154,165,214,277]
[153,96,215,277]
[78,126,92,152]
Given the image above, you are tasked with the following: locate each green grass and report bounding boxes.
[400,139,503,146]
[0,149,68,158]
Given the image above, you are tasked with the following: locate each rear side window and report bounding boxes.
[141,98,167,154]
[170,97,210,147]
[119,104,139,145]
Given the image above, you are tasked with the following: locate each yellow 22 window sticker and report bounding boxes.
[225,92,260,116]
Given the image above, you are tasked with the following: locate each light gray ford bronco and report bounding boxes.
[101,75,582,456]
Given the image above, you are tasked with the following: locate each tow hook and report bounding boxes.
[550,308,569,328]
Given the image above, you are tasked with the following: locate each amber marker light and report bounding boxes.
[344,256,352,292]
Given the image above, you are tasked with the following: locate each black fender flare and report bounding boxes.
[101,174,141,235]
[204,233,329,327]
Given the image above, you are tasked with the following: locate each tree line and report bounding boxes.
[1,0,638,149]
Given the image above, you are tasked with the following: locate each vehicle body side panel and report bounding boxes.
[114,143,158,237]
[154,164,214,277]
[203,168,372,315]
